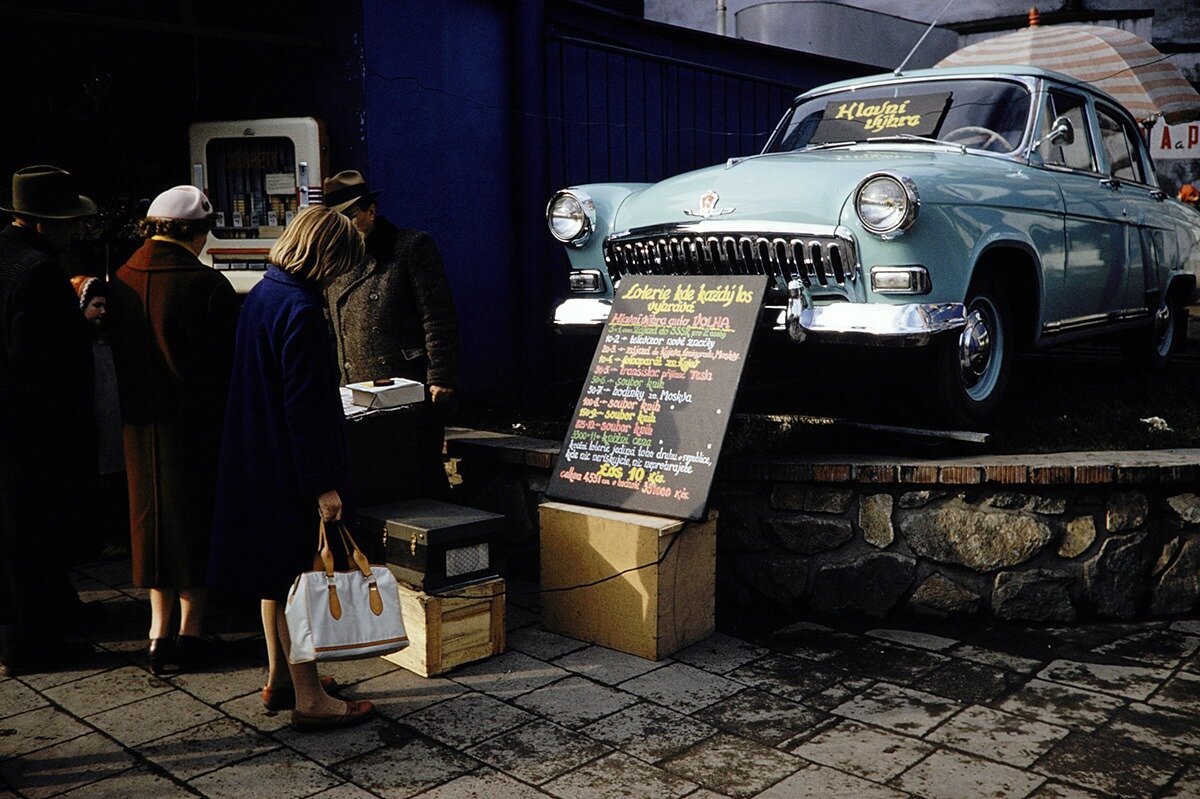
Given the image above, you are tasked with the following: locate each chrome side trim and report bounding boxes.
[553,297,612,331]
[1042,308,1150,334]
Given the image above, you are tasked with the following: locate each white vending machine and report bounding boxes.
[189,117,327,293]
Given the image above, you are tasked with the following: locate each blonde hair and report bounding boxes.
[268,205,364,281]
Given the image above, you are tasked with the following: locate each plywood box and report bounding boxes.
[382,577,505,677]
[538,502,716,661]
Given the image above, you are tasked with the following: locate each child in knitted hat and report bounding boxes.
[71,275,129,559]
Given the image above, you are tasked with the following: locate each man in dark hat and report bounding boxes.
[0,165,97,674]
[322,169,459,497]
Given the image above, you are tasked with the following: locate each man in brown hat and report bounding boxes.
[0,165,98,674]
[322,169,459,497]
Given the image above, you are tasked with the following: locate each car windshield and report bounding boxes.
[765,78,1032,155]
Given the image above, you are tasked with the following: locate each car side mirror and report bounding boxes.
[1038,115,1074,148]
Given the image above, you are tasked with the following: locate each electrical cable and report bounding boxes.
[427,525,683,600]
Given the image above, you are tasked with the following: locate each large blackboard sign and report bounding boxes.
[546,276,766,520]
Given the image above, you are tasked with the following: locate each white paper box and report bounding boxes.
[347,378,424,409]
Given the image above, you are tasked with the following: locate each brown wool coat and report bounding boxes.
[324,218,459,388]
[112,239,238,588]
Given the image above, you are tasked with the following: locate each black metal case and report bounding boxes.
[358,499,504,592]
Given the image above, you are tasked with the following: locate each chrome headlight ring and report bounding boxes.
[854,172,919,238]
[546,189,597,247]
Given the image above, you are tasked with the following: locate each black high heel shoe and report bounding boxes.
[148,637,174,676]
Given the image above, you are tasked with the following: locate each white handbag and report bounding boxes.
[285,520,408,663]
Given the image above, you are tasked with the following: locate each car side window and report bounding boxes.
[1039,90,1094,172]
[1096,105,1144,183]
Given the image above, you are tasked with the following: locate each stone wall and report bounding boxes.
[447,431,1200,621]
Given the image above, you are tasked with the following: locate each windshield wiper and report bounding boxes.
[866,133,966,154]
[798,140,859,152]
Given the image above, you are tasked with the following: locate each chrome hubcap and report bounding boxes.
[959,310,991,383]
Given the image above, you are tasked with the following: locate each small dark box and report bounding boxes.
[358,499,504,592]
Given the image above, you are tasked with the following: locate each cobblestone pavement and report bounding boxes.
[1,557,1197,798]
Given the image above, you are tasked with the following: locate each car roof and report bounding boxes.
[798,65,1128,113]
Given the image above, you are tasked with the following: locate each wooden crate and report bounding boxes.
[381,576,505,677]
[538,502,716,661]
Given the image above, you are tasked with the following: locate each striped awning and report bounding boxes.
[937,24,1200,124]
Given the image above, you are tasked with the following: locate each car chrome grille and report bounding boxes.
[603,227,858,289]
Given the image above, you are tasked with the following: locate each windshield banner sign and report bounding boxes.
[812,92,952,143]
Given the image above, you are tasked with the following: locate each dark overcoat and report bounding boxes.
[324,217,459,388]
[0,224,93,649]
[209,267,352,601]
[113,238,238,588]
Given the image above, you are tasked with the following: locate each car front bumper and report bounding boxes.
[553,296,967,346]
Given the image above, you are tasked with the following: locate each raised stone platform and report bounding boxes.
[445,429,1200,623]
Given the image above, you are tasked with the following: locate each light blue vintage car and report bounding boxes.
[546,66,1200,427]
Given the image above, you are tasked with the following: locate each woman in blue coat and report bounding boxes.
[209,205,373,732]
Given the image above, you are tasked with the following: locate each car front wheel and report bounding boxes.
[1122,291,1186,367]
[931,274,1012,429]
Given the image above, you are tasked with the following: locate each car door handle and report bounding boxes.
[1099,177,1121,190]
[1150,189,1166,202]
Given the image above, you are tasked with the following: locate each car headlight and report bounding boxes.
[546,189,596,247]
[855,173,918,236]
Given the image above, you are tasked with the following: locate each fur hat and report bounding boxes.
[146,185,213,220]
[70,275,105,309]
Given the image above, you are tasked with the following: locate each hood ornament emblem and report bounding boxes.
[684,189,735,219]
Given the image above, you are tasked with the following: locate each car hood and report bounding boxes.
[612,148,1024,231]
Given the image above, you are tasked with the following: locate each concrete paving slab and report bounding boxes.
[542,751,696,799]
[190,748,343,799]
[895,748,1045,799]
[1101,701,1200,759]
[1091,630,1200,670]
[1027,782,1104,799]
[672,634,769,675]
[507,627,589,661]
[996,679,1125,731]
[692,688,825,747]
[0,678,47,719]
[790,718,934,782]
[135,716,279,781]
[167,663,272,706]
[756,762,911,798]
[868,629,959,651]
[928,704,1070,768]
[333,736,479,798]
[913,658,1026,704]
[0,705,92,760]
[12,649,126,691]
[579,702,716,763]
[217,690,293,733]
[42,665,171,717]
[619,663,744,714]
[466,720,611,784]
[272,715,411,766]
[410,767,553,798]
[1147,670,1200,715]
[307,784,387,799]
[451,651,572,700]
[551,646,661,685]
[56,763,196,798]
[827,640,950,686]
[725,655,845,703]
[86,687,223,747]
[950,644,1043,674]
[1034,730,1181,798]
[757,621,863,662]
[341,667,466,721]
[1162,765,1200,798]
[1170,620,1200,636]
[513,674,639,729]
[0,731,136,799]
[831,682,961,736]
[801,676,877,712]
[658,732,804,799]
[1036,660,1172,702]
[404,692,535,749]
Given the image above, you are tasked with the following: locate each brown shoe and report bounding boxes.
[292,700,375,732]
[261,675,340,711]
